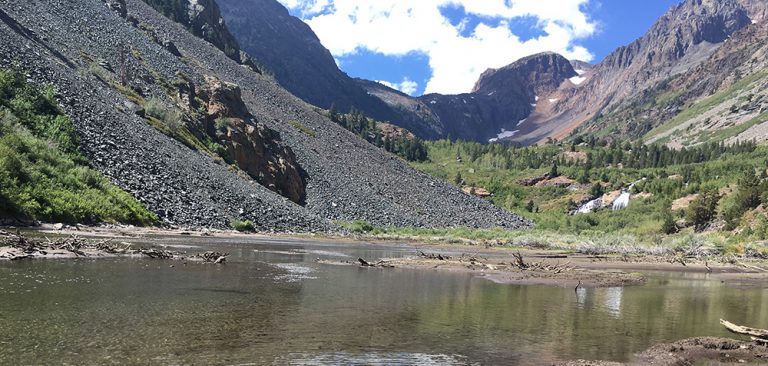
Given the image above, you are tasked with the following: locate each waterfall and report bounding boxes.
[576,198,602,214]
[612,192,630,210]
[577,178,646,214]
[612,178,645,211]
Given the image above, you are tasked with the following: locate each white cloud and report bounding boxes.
[278,0,596,95]
[377,77,419,96]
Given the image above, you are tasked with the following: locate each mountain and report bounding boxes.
[216,0,444,139]
[510,0,756,145]
[217,0,768,147]
[140,0,256,68]
[0,0,529,230]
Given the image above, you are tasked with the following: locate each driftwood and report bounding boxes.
[1,231,181,260]
[418,251,450,261]
[357,258,394,268]
[720,319,768,342]
[196,251,229,264]
[510,251,572,273]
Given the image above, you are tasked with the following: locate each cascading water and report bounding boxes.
[576,178,646,213]
[611,178,645,211]
[612,192,630,210]
[577,198,602,214]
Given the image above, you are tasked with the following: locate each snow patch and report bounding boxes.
[570,76,587,85]
[488,129,520,143]
[575,69,586,75]
[487,91,495,96]
[535,95,539,101]
[548,98,558,103]
[753,19,758,24]
[429,100,437,104]
[517,118,527,126]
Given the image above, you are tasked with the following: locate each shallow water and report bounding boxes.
[1,237,767,365]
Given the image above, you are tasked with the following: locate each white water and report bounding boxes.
[612,192,630,210]
[576,198,602,214]
[577,178,645,213]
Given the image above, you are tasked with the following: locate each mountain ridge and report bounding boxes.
[218,0,768,147]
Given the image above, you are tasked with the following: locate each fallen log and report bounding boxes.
[720,319,768,340]
[418,251,450,260]
[357,258,395,268]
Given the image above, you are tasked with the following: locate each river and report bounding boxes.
[1,236,767,365]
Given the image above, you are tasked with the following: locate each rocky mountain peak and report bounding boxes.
[472,52,577,99]
[602,0,750,71]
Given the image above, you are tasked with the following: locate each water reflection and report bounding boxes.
[1,237,768,365]
[603,287,623,318]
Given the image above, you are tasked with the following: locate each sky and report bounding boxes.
[276,0,682,96]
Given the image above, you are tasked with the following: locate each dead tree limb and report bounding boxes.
[720,319,768,340]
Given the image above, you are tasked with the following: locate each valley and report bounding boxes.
[2,0,768,364]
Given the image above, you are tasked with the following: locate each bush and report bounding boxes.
[289,120,315,137]
[215,117,232,133]
[686,188,721,232]
[145,98,183,133]
[0,69,157,225]
[232,219,255,232]
[661,213,678,234]
[343,220,374,234]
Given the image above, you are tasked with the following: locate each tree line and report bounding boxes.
[329,105,428,162]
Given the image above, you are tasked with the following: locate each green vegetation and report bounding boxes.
[407,137,768,254]
[145,98,183,133]
[231,219,255,232]
[336,220,376,234]
[328,105,428,162]
[645,70,768,140]
[289,120,316,137]
[0,69,157,225]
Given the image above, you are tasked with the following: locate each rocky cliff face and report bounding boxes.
[415,52,577,142]
[141,0,254,67]
[196,76,306,203]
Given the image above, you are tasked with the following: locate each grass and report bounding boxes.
[289,120,315,137]
[0,69,157,225]
[404,138,768,255]
[645,70,768,140]
[340,224,752,257]
[695,111,768,143]
[231,219,255,232]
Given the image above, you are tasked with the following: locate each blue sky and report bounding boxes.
[278,0,682,96]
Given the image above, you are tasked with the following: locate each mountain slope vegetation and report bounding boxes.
[0,69,157,225]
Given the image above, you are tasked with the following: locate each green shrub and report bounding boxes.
[206,140,230,161]
[0,69,157,225]
[289,120,315,137]
[232,219,255,232]
[337,220,374,234]
[145,98,183,133]
[686,188,721,232]
[215,117,232,133]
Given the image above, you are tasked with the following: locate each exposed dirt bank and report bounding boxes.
[559,337,768,365]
